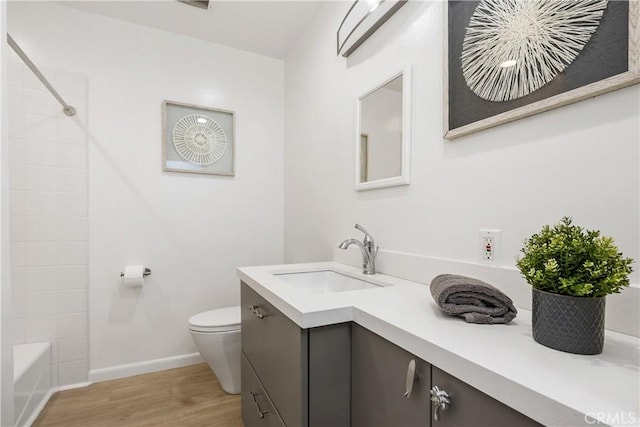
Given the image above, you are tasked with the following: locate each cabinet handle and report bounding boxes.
[403,359,418,398]
[430,386,450,421]
[250,390,270,419]
[248,305,268,319]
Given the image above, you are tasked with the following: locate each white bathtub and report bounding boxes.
[14,343,51,427]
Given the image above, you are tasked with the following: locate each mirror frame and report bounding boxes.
[355,65,411,191]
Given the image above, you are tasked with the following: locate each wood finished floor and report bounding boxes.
[34,364,243,427]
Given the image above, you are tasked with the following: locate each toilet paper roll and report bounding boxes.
[123,265,145,287]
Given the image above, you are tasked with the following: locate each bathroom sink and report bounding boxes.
[274,270,383,294]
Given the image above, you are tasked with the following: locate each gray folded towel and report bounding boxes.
[430,274,517,324]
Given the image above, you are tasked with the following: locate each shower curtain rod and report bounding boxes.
[6,34,76,117]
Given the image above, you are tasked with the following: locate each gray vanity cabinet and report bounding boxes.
[351,324,432,427]
[430,366,542,427]
[241,354,286,427]
[241,282,350,427]
[352,324,542,427]
[242,283,307,426]
[242,282,542,427]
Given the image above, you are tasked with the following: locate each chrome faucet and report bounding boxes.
[339,224,378,275]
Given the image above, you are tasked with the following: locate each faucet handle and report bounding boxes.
[355,224,376,248]
[354,224,372,239]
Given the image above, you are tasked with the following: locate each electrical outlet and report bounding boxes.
[479,229,501,264]
[482,236,495,261]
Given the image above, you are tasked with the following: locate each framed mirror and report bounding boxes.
[356,66,411,191]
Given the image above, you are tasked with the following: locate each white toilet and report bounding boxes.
[188,306,241,394]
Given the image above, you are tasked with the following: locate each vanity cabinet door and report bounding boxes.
[241,353,286,427]
[241,282,308,427]
[430,366,542,427]
[351,324,431,427]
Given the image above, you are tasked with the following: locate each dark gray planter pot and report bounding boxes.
[532,288,605,355]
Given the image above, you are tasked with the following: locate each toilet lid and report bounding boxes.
[188,306,241,333]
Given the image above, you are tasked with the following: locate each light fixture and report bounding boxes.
[197,117,208,124]
[177,0,210,10]
[337,0,408,57]
[366,0,382,12]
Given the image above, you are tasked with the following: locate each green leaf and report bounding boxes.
[516,217,633,297]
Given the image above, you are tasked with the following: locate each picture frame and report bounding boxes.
[444,0,639,140]
[162,100,235,175]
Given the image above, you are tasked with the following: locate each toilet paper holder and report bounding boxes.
[120,268,152,278]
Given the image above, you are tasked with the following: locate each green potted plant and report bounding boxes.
[517,217,633,355]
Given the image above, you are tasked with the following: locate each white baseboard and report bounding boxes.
[56,381,92,392]
[23,382,94,426]
[335,247,640,337]
[22,388,54,427]
[89,352,203,383]
[22,354,204,425]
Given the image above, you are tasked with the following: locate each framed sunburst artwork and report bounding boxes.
[163,100,235,175]
[445,0,639,139]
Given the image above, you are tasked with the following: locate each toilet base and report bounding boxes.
[190,329,241,395]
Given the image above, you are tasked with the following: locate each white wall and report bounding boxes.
[7,57,89,387]
[9,2,284,375]
[1,1,16,422]
[284,1,639,285]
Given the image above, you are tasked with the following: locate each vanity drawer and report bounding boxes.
[242,352,285,427]
[430,366,542,427]
[351,324,431,427]
[241,282,308,427]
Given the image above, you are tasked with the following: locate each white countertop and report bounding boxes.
[237,262,640,427]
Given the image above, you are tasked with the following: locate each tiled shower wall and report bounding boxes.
[8,55,89,387]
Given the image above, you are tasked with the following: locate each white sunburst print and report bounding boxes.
[461,0,609,102]
[172,114,227,166]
